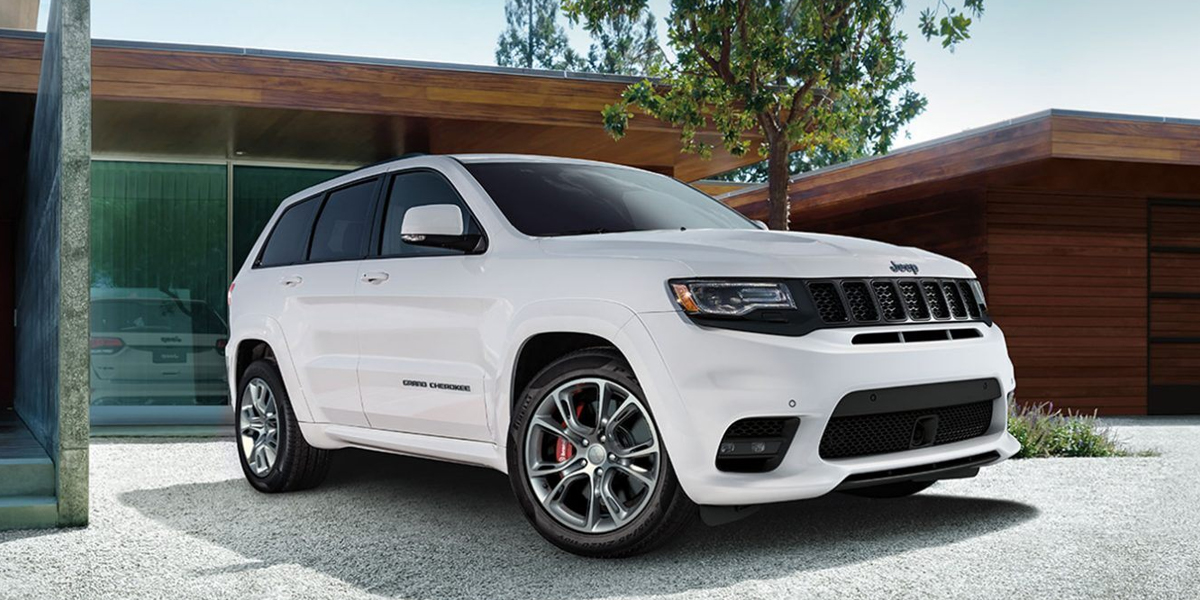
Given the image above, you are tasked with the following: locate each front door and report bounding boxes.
[356,169,493,440]
[1148,199,1200,414]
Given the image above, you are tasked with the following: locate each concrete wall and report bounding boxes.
[14,0,89,526]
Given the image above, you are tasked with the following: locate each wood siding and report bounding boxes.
[0,34,759,181]
[986,190,1148,414]
[795,190,988,283]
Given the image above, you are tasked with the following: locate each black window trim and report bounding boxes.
[253,175,385,269]
[368,166,489,260]
[253,193,322,270]
[306,175,384,264]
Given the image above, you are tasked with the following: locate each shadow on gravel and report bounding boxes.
[121,449,1037,600]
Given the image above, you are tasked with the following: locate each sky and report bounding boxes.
[38,0,1200,148]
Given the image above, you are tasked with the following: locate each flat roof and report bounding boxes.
[0,29,763,181]
[721,109,1200,214]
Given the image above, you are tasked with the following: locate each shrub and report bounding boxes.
[1007,400,1149,459]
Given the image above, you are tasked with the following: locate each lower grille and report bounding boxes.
[819,400,994,459]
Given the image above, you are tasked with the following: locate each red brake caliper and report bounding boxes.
[555,401,586,463]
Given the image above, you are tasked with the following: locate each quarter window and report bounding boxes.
[258,196,319,267]
[309,179,378,262]
[380,171,481,257]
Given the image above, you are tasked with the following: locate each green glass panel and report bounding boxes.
[231,166,345,270]
[90,161,229,407]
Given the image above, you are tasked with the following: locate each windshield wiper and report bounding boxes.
[550,228,618,237]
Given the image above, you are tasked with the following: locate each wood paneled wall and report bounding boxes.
[795,189,989,283]
[986,190,1148,414]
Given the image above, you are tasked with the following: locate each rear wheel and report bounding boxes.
[841,480,935,498]
[237,359,331,493]
[508,348,695,557]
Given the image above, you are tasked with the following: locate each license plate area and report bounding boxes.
[153,350,187,364]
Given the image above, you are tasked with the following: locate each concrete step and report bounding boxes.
[0,496,58,530]
[0,457,55,497]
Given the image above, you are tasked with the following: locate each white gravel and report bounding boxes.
[1,418,1197,600]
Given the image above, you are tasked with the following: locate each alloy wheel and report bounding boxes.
[239,377,280,477]
[524,377,661,534]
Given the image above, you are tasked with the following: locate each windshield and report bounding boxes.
[463,162,757,236]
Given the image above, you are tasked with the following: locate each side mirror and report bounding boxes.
[753,220,769,230]
[400,204,485,253]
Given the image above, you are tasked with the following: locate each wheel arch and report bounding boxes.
[228,314,314,422]
[494,300,673,453]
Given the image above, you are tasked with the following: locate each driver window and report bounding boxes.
[380,171,480,257]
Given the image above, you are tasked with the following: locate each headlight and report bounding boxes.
[670,280,795,317]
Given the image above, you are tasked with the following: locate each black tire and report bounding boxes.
[508,347,696,558]
[841,480,935,499]
[236,359,331,493]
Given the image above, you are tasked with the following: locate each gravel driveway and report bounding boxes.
[1,418,1197,600]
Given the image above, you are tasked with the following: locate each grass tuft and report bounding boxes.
[1007,400,1153,459]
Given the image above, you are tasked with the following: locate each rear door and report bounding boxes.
[1149,199,1200,414]
[355,169,493,440]
[257,177,382,426]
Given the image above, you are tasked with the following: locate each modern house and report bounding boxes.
[0,1,764,529]
[3,0,1197,530]
[721,110,1200,416]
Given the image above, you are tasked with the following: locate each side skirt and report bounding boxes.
[298,422,508,473]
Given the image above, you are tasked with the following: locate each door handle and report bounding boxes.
[280,275,303,287]
[361,271,390,284]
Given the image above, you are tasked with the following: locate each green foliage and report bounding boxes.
[496,0,584,70]
[574,8,665,75]
[1007,400,1151,459]
[563,0,984,228]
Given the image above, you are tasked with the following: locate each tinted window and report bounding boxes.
[464,162,755,236]
[380,171,481,257]
[309,179,378,262]
[258,197,319,267]
[91,299,227,335]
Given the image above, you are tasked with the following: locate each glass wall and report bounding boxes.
[90,161,229,408]
[89,161,343,419]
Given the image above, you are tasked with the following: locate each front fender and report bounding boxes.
[492,299,639,449]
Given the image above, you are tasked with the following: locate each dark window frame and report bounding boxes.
[253,194,322,269]
[253,176,384,269]
[306,176,384,264]
[369,167,489,260]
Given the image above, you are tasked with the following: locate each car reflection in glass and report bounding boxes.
[89,288,229,406]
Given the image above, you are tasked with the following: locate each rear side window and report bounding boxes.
[380,171,481,257]
[309,179,378,262]
[258,197,319,267]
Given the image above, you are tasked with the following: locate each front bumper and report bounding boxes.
[622,311,1019,506]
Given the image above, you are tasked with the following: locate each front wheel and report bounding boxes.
[236,359,331,493]
[508,348,696,557]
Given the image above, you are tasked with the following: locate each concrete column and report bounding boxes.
[14,0,90,527]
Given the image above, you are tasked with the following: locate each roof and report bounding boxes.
[0,29,763,181]
[721,109,1200,217]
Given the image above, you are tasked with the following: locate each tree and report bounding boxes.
[496,0,583,70]
[576,9,665,75]
[563,0,984,230]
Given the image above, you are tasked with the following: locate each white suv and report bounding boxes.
[228,154,1019,557]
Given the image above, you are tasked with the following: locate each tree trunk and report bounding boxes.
[766,136,791,231]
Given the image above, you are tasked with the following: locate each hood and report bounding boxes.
[538,229,974,279]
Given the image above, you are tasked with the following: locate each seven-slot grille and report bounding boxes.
[805,278,984,327]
